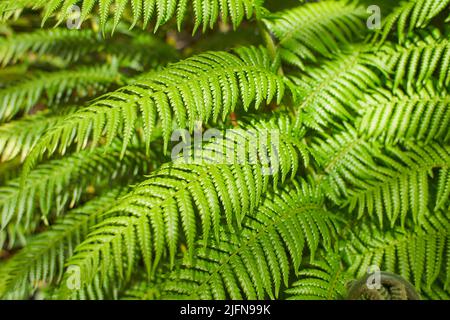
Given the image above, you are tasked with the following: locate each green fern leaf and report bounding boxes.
[0,64,121,122]
[357,81,450,143]
[0,0,263,32]
[285,253,350,300]
[22,46,287,174]
[369,28,450,91]
[312,129,450,227]
[0,139,151,242]
[60,115,308,294]
[0,110,67,162]
[0,27,178,70]
[0,188,128,299]
[290,44,380,130]
[341,214,450,291]
[374,0,450,43]
[161,180,339,299]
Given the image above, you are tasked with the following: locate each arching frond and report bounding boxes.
[120,277,162,300]
[61,115,308,294]
[374,0,450,43]
[312,128,450,226]
[285,253,350,300]
[0,0,264,33]
[0,64,121,122]
[341,214,450,291]
[421,280,450,299]
[264,1,367,68]
[0,109,72,162]
[0,139,151,241]
[0,188,128,300]
[357,82,450,144]
[0,27,178,69]
[23,46,287,175]
[161,180,338,300]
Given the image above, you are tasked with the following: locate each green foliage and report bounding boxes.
[61,115,308,295]
[290,44,381,130]
[160,180,339,299]
[285,253,350,300]
[0,110,68,162]
[0,64,121,121]
[0,138,152,247]
[357,82,450,143]
[22,46,287,177]
[264,1,368,68]
[0,27,178,70]
[374,0,450,43]
[370,28,450,91]
[342,214,450,291]
[0,0,264,33]
[312,129,449,226]
[0,0,449,301]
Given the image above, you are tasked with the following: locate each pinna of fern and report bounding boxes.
[0,26,178,70]
[0,0,265,33]
[60,113,309,295]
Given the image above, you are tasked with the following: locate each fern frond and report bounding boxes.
[0,188,128,300]
[0,64,28,87]
[369,28,450,91]
[120,277,162,300]
[104,32,179,70]
[435,168,450,211]
[0,110,71,162]
[341,214,450,291]
[0,139,151,240]
[264,1,367,68]
[357,81,450,144]
[312,128,450,226]
[0,64,121,122]
[421,280,450,299]
[60,114,308,294]
[23,46,287,174]
[285,253,350,300]
[161,180,338,299]
[0,157,22,185]
[290,45,380,130]
[0,29,100,67]
[374,0,450,43]
[0,0,263,33]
